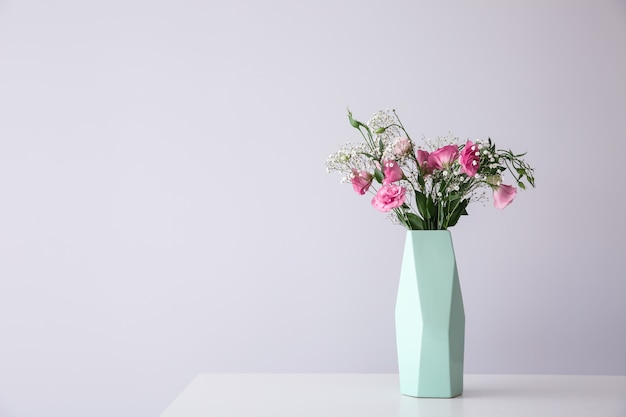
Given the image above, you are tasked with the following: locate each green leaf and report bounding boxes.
[442,196,463,229]
[427,197,436,215]
[374,127,386,134]
[518,181,526,189]
[347,111,360,128]
[415,191,431,219]
[448,193,462,203]
[405,213,425,230]
[347,110,370,133]
[447,199,469,227]
[437,203,445,229]
[374,168,384,184]
[417,174,425,188]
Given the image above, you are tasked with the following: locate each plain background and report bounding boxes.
[1,0,625,416]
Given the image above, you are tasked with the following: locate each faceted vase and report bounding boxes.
[395,230,465,398]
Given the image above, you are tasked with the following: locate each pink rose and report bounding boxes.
[351,169,373,195]
[428,145,459,170]
[382,160,403,184]
[371,184,406,212]
[493,184,517,209]
[459,140,480,176]
[393,138,411,157]
[416,149,433,176]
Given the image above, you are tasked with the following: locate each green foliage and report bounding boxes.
[415,191,431,219]
[406,213,425,230]
[373,168,384,184]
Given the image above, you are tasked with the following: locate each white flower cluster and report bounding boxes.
[421,133,464,152]
[367,109,400,137]
[326,141,376,183]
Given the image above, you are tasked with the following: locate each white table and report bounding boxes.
[160,374,626,417]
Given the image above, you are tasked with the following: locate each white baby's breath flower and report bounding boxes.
[366,109,403,156]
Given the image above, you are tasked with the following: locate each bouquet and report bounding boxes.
[326,109,535,230]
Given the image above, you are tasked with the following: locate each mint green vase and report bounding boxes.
[395,230,465,398]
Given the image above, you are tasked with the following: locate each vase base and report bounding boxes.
[400,391,463,399]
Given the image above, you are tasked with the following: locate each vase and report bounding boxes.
[395,230,465,398]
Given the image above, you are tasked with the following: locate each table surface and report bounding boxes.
[160,373,626,417]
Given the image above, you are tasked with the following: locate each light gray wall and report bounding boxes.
[1,0,625,416]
